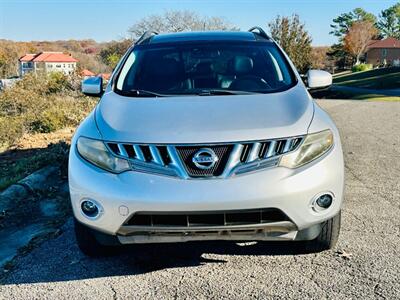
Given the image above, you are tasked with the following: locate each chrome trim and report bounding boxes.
[247,142,261,162]
[221,144,244,177]
[192,148,218,170]
[149,145,164,165]
[266,140,277,158]
[118,221,296,234]
[105,136,304,179]
[166,146,189,179]
[133,145,145,161]
[283,138,293,153]
[117,143,128,157]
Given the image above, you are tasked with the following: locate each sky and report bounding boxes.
[0,0,398,46]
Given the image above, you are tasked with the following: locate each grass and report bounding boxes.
[312,89,400,102]
[0,142,69,191]
[333,67,400,89]
[357,96,400,102]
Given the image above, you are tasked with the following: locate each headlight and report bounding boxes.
[77,137,130,173]
[279,129,333,168]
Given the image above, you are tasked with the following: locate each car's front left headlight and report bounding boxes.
[77,137,130,173]
[279,129,334,169]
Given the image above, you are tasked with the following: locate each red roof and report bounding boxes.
[98,73,111,80]
[81,69,95,76]
[33,52,78,62]
[19,52,78,63]
[368,37,400,49]
[19,54,36,62]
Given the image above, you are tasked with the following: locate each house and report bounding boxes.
[366,37,400,66]
[81,69,96,79]
[19,52,78,76]
[97,73,111,81]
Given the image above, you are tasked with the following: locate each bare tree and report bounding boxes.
[128,10,238,39]
[344,21,378,65]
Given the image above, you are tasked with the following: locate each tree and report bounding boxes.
[128,10,237,39]
[268,15,312,73]
[98,39,132,69]
[311,47,331,70]
[344,21,378,65]
[378,3,400,39]
[330,8,377,41]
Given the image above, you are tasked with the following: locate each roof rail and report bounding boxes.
[136,30,159,45]
[248,27,270,40]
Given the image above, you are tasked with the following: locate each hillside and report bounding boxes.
[0,39,131,78]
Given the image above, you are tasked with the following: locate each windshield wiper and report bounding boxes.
[197,89,258,96]
[121,89,167,97]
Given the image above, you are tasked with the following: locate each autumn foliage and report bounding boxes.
[344,21,378,64]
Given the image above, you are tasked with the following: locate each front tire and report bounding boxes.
[74,219,118,257]
[306,211,341,252]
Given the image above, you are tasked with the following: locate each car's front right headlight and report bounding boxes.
[77,137,130,173]
[279,129,334,168]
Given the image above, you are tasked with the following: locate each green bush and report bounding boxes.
[0,73,96,149]
[0,116,25,149]
[352,64,373,73]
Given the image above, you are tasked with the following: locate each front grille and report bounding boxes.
[106,136,304,179]
[176,145,233,177]
[125,208,289,227]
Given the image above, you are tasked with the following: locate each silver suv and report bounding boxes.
[70,28,344,256]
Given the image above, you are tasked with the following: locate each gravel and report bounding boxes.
[1,100,399,299]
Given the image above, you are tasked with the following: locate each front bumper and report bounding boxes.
[69,143,344,243]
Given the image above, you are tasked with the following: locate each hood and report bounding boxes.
[95,84,314,144]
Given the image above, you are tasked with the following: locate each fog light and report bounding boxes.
[316,194,333,209]
[81,200,99,218]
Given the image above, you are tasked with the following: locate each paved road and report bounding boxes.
[1,100,400,299]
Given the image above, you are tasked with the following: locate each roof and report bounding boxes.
[19,54,36,62]
[367,37,400,49]
[148,31,260,44]
[81,69,95,76]
[33,52,78,62]
[19,52,78,62]
[98,73,111,80]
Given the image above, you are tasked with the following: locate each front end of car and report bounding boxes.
[69,99,344,247]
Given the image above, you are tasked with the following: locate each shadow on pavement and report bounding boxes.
[1,220,316,285]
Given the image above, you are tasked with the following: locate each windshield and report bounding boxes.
[115,42,296,96]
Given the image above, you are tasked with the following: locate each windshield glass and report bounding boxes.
[115,42,296,96]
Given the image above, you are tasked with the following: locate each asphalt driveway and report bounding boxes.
[1,100,399,299]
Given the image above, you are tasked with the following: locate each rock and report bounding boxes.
[19,166,59,192]
[40,199,60,217]
[0,185,28,213]
[0,166,59,213]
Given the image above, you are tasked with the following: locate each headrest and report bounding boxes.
[233,56,254,74]
[146,58,182,77]
[195,62,213,75]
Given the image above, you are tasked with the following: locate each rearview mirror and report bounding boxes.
[306,70,332,89]
[81,76,103,96]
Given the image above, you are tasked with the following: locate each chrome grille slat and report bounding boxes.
[133,145,146,161]
[221,144,244,177]
[117,144,128,157]
[105,136,304,179]
[283,138,293,153]
[166,145,189,179]
[247,142,261,162]
[265,140,277,158]
[149,145,164,165]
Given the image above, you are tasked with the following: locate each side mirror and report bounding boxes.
[81,76,103,96]
[306,70,332,89]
